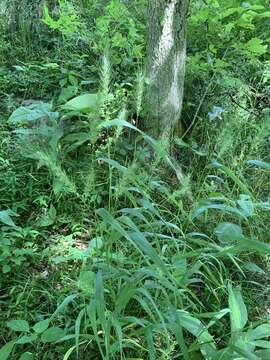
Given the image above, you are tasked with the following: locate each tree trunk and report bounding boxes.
[146,0,188,142]
[7,0,56,33]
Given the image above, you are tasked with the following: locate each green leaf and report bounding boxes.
[19,352,34,360]
[0,210,17,227]
[245,38,268,55]
[101,118,142,133]
[41,327,66,343]
[228,284,248,332]
[175,138,206,156]
[88,237,103,255]
[251,324,270,340]
[192,202,246,220]
[258,11,270,18]
[238,237,270,254]
[212,161,252,197]
[63,346,77,360]
[8,102,58,124]
[7,320,30,332]
[75,310,85,357]
[255,202,270,210]
[64,132,91,152]
[114,277,143,315]
[50,294,76,321]
[16,335,37,344]
[58,85,78,104]
[175,310,217,358]
[96,208,168,275]
[33,319,50,334]
[97,157,127,172]
[63,93,99,112]
[38,206,56,227]
[251,340,270,349]
[247,160,270,172]
[231,345,260,360]
[215,222,243,242]
[255,349,270,359]
[0,341,15,360]
[8,106,43,123]
[237,195,254,217]
[243,263,265,274]
[78,270,95,294]
[2,264,11,273]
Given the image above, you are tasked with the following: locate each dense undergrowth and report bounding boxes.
[0,0,270,359]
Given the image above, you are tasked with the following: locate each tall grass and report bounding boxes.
[1,8,270,358]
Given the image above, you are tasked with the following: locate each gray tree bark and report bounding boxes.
[146,0,188,142]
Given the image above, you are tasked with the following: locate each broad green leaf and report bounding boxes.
[16,335,37,344]
[228,284,248,332]
[38,206,56,227]
[255,349,270,359]
[43,62,59,69]
[192,202,246,220]
[64,132,91,152]
[236,12,255,29]
[33,319,50,334]
[212,348,234,360]
[8,102,58,124]
[207,308,230,329]
[64,132,90,143]
[251,324,270,340]
[232,345,260,360]
[176,310,217,358]
[88,237,103,255]
[58,85,78,104]
[251,340,270,349]
[237,195,254,217]
[19,352,34,360]
[245,38,268,55]
[0,210,17,227]
[7,320,30,332]
[9,106,42,123]
[3,264,11,273]
[215,222,243,242]
[101,118,142,132]
[0,341,15,360]
[41,327,66,343]
[63,93,99,112]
